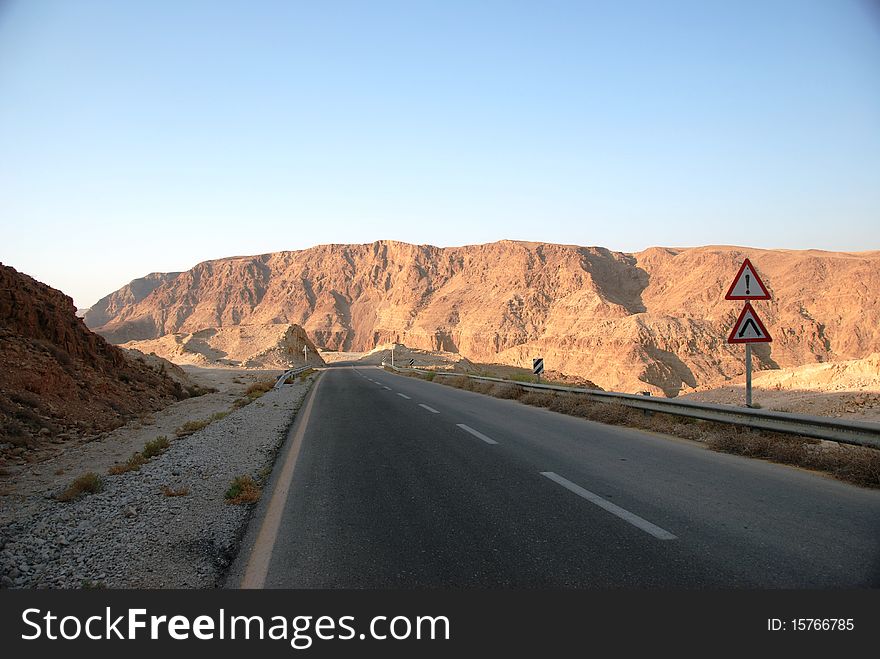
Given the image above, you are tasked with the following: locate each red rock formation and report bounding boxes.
[84,241,880,395]
[0,263,189,453]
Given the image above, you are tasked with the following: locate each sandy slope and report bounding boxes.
[121,323,324,369]
[681,354,880,421]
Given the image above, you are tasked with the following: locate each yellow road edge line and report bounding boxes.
[240,373,323,588]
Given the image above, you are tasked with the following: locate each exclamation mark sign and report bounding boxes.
[745,273,750,295]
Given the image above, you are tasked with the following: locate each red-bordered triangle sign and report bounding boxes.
[727,302,772,343]
[725,258,771,300]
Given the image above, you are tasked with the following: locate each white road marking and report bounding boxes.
[539,472,677,541]
[456,424,498,445]
[419,404,440,414]
[383,386,392,390]
[397,393,411,399]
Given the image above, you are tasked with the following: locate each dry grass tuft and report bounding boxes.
[108,452,147,475]
[109,436,170,474]
[245,380,275,400]
[57,472,103,501]
[225,475,261,504]
[161,485,190,497]
[175,419,210,437]
[142,435,170,459]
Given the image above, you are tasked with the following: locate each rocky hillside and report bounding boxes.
[122,323,325,369]
[85,241,880,395]
[0,263,193,457]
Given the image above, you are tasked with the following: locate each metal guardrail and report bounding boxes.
[274,366,314,389]
[384,365,880,450]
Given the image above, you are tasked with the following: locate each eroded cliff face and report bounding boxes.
[84,241,880,395]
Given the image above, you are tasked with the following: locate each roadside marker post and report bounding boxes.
[725,261,773,407]
[533,358,544,383]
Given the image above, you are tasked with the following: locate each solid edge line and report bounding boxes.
[419,403,440,413]
[240,374,323,588]
[456,423,498,445]
[539,471,677,541]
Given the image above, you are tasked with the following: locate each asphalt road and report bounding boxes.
[243,365,880,588]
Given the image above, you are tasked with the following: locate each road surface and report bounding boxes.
[235,365,880,588]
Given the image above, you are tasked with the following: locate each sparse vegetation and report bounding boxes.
[142,436,170,458]
[245,380,275,400]
[175,419,210,437]
[225,475,261,504]
[57,472,103,501]
[403,370,880,489]
[161,485,190,497]
[257,464,273,482]
[285,368,315,384]
[231,397,250,410]
[108,436,170,474]
[108,452,147,475]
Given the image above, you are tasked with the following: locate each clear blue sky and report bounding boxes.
[1,0,879,307]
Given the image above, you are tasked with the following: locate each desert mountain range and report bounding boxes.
[85,240,880,395]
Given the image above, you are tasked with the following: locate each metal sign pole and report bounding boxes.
[745,343,752,407]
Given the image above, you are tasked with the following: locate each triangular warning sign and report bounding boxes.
[727,302,772,343]
[725,258,771,300]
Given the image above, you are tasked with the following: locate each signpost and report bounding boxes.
[408,359,415,367]
[303,345,308,361]
[533,358,544,382]
[725,261,772,407]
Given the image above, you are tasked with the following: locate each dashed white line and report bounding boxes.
[418,404,440,414]
[397,393,411,399]
[539,472,677,541]
[456,424,498,445]
[383,386,392,390]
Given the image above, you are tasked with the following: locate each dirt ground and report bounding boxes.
[0,366,284,522]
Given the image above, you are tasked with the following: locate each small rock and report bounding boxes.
[124,507,137,518]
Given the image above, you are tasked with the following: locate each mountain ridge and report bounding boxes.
[83,240,880,395]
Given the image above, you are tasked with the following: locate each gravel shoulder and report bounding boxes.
[0,371,316,588]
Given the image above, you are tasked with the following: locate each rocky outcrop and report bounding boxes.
[122,323,325,369]
[84,241,880,395]
[0,263,190,453]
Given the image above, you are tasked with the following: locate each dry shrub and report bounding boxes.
[519,392,555,408]
[57,472,103,501]
[175,419,210,437]
[142,435,170,458]
[225,475,261,504]
[245,380,274,400]
[161,485,190,497]
[492,383,523,400]
[108,452,147,475]
[708,429,880,488]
